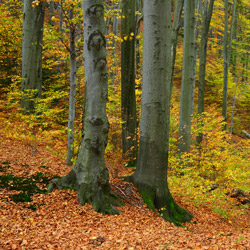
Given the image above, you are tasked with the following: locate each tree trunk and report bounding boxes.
[170,0,184,93]
[222,0,237,130]
[49,1,55,26]
[66,9,77,166]
[135,0,143,72]
[121,0,137,164]
[178,0,196,153]
[127,0,193,225]
[20,0,45,112]
[196,0,215,144]
[49,0,121,215]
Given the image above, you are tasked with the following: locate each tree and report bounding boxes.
[20,0,45,112]
[170,0,184,93]
[66,6,77,166]
[126,0,193,225]
[121,0,137,164]
[196,0,215,144]
[222,0,237,130]
[49,0,121,215]
[178,0,196,154]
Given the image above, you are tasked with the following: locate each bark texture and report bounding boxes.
[49,0,121,215]
[127,0,193,225]
[121,0,137,164]
[21,0,45,112]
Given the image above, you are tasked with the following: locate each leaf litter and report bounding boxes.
[0,132,250,250]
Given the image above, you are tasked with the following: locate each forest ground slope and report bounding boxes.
[0,130,250,249]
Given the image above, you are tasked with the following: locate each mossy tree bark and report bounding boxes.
[48,0,121,215]
[127,0,193,226]
[21,0,45,112]
[121,0,137,164]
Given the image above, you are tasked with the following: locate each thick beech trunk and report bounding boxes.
[121,0,137,164]
[49,0,121,215]
[21,0,45,112]
[127,0,193,225]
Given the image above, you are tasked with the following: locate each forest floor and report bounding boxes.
[0,124,250,249]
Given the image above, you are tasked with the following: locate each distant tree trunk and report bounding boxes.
[135,0,143,72]
[178,0,196,154]
[222,0,237,130]
[126,0,193,225]
[170,0,184,93]
[49,0,121,215]
[191,0,202,115]
[48,1,55,26]
[196,0,215,144]
[66,9,77,166]
[21,0,45,112]
[121,0,137,164]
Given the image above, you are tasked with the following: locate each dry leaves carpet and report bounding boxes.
[0,132,250,250]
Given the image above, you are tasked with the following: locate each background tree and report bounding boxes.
[121,0,137,164]
[49,0,121,215]
[126,0,193,225]
[196,0,215,144]
[178,0,196,153]
[20,0,45,112]
[66,5,77,166]
[222,0,237,130]
[170,0,184,93]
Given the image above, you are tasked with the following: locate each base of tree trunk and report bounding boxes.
[48,169,123,215]
[125,175,193,226]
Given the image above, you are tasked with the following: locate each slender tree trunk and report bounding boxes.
[135,0,143,72]
[222,0,237,130]
[49,1,55,26]
[49,0,121,215]
[230,81,237,137]
[191,0,201,115]
[170,0,184,93]
[21,0,45,112]
[127,0,193,225]
[66,9,77,166]
[178,0,196,154]
[196,0,215,144]
[121,0,137,164]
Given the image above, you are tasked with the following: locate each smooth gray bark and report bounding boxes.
[222,0,237,130]
[49,0,121,215]
[66,9,77,166]
[127,0,193,225]
[178,0,196,153]
[196,0,215,144]
[121,0,137,164]
[21,0,45,112]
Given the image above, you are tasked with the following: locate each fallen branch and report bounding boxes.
[242,130,250,138]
